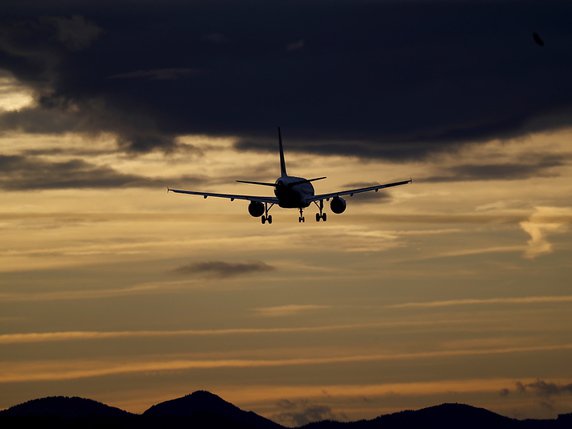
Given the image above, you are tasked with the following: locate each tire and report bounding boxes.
[261,216,266,224]
[316,213,321,222]
[322,213,327,222]
[268,215,273,224]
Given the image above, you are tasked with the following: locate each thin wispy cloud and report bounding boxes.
[0,280,199,302]
[0,319,472,344]
[388,295,572,309]
[3,343,572,383]
[254,304,330,317]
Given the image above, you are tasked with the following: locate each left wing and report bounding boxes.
[307,179,412,202]
[168,188,278,204]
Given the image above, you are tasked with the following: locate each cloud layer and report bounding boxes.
[0,154,193,190]
[1,1,572,156]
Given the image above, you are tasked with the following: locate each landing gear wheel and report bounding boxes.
[261,216,266,224]
[316,213,321,222]
[302,216,305,222]
[267,215,273,224]
[298,208,305,224]
[322,213,327,222]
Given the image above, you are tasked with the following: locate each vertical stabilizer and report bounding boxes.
[278,127,288,177]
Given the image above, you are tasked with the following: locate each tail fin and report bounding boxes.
[278,127,287,177]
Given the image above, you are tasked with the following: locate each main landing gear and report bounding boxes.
[313,200,327,222]
[261,203,274,224]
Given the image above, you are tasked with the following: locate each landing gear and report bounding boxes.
[298,208,305,223]
[260,203,274,225]
[313,200,327,222]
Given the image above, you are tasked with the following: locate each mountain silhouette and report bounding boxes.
[0,396,132,418]
[143,390,283,428]
[1,391,571,428]
[303,403,519,429]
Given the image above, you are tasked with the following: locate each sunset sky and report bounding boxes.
[1,1,572,426]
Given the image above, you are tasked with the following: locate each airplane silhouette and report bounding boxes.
[168,128,412,224]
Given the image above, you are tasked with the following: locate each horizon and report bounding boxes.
[1,1,572,426]
[2,390,570,424]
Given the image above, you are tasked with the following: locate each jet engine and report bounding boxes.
[248,201,265,217]
[330,196,346,214]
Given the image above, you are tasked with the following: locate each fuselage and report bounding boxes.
[274,176,314,208]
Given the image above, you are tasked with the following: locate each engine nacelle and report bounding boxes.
[248,201,264,217]
[330,196,346,214]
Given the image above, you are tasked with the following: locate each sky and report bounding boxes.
[1,0,572,426]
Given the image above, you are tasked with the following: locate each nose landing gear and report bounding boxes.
[298,207,305,223]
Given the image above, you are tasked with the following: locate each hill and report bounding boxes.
[1,391,571,428]
[0,396,132,418]
[143,390,283,429]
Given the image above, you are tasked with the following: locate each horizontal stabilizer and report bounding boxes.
[236,180,277,187]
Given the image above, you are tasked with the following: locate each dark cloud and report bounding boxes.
[274,399,342,426]
[499,388,510,397]
[422,155,566,182]
[173,261,275,278]
[515,380,572,398]
[286,39,305,51]
[43,15,102,51]
[109,68,198,81]
[502,379,572,409]
[0,154,200,190]
[201,32,229,44]
[1,1,572,156]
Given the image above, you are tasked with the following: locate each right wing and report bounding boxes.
[308,179,412,202]
[168,188,278,204]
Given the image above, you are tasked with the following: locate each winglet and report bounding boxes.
[278,126,288,177]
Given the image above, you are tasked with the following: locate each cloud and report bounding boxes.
[42,15,103,51]
[499,388,510,397]
[514,380,572,398]
[1,2,572,155]
[109,68,198,80]
[274,399,341,426]
[201,32,229,44]
[388,295,572,309]
[254,304,330,317]
[501,379,572,411]
[0,154,199,190]
[0,319,465,344]
[286,39,305,51]
[3,344,572,383]
[520,207,572,259]
[0,70,34,111]
[423,156,565,183]
[173,261,275,278]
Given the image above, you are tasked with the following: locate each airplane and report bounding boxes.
[168,128,412,224]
